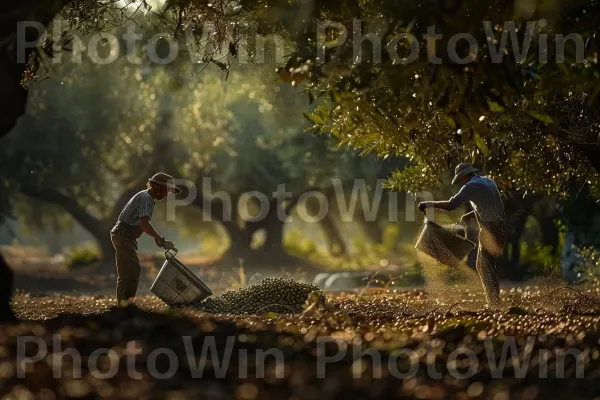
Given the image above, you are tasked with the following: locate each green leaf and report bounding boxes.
[330,90,342,104]
[460,128,470,143]
[263,312,278,319]
[557,63,569,74]
[473,133,489,157]
[526,110,555,124]
[455,112,471,128]
[303,112,325,125]
[473,122,491,137]
[486,98,505,112]
[214,61,228,72]
[444,114,456,129]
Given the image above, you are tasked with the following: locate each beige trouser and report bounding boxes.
[461,211,506,308]
[111,232,141,304]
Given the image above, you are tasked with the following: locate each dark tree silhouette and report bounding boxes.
[0,0,73,321]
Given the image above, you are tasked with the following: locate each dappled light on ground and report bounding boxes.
[6,286,600,399]
[12,284,600,332]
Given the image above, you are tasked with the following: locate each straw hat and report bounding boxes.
[451,163,480,185]
[148,172,181,194]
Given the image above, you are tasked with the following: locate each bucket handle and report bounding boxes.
[421,207,437,221]
[165,249,178,260]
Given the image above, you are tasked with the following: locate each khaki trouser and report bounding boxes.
[461,211,506,308]
[111,231,141,304]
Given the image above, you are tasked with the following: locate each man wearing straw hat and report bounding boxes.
[418,163,506,307]
[111,172,180,305]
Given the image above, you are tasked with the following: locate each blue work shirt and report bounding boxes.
[449,175,506,226]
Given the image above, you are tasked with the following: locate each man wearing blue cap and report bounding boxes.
[418,163,506,307]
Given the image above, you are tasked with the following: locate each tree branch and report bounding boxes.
[20,185,110,239]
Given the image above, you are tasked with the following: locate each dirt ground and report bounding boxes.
[9,253,319,298]
[3,284,600,400]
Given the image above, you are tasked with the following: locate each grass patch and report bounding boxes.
[65,246,101,270]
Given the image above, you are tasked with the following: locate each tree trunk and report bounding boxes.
[561,231,579,282]
[21,186,114,264]
[0,254,16,321]
[261,209,286,256]
[211,200,309,273]
[536,215,559,249]
[360,219,383,244]
[502,194,536,280]
[221,221,253,261]
[319,213,349,256]
[0,52,26,137]
[306,193,348,256]
[221,209,287,260]
[0,0,74,136]
[0,0,76,320]
[84,219,115,270]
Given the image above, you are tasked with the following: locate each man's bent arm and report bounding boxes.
[419,181,473,213]
[426,201,457,211]
[139,216,163,242]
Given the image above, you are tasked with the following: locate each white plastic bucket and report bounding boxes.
[150,251,213,305]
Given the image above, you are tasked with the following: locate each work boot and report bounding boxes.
[116,279,139,306]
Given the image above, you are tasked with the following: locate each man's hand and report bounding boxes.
[154,236,165,248]
[418,200,455,213]
[154,236,175,250]
[162,240,176,251]
[140,217,176,250]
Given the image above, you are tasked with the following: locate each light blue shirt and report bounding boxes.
[117,191,154,225]
[449,175,505,224]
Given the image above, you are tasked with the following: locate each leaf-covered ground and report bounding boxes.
[4,286,600,399]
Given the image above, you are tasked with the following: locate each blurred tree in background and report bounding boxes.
[1,56,165,269]
[1,49,400,270]
[0,0,599,286]
[169,66,406,265]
